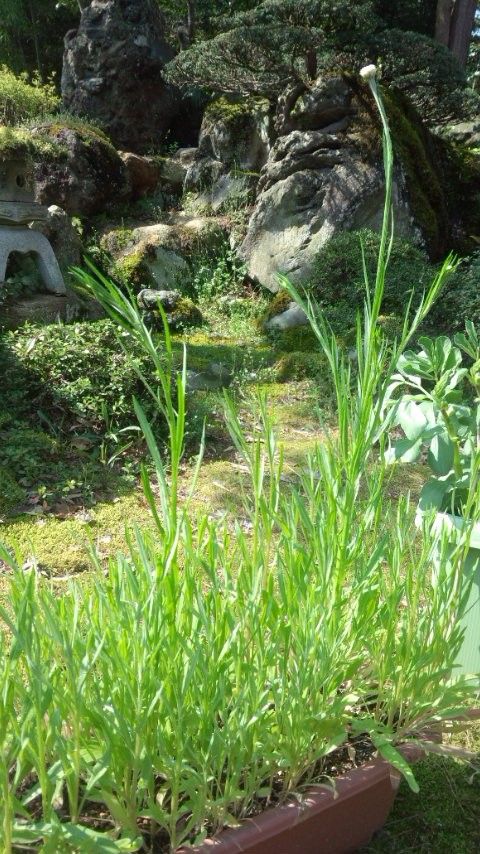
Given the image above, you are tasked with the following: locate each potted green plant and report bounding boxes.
[386,322,480,676]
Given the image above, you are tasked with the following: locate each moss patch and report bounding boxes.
[384,87,449,258]
[204,95,269,127]
[112,245,157,292]
[273,351,327,382]
[0,493,152,576]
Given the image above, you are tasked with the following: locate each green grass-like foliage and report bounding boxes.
[0,70,479,852]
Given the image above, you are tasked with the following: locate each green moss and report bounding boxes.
[204,95,269,127]
[34,115,115,150]
[440,143,480,252]
[0,125,60,163]
[258,290,293,329]
[274,351,327,382]
[383,87,449,258]
[112,246,157,292]
[0,493,154,576]
[271,325,319,353]
[165,297,203,330]
[100,227,135,256]
[0,467,24,513]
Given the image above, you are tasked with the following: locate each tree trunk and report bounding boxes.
[435,0,454,45]
[27,0,43,80]
[186,0,196,44]
[435,1,477,67]
[449,0,477,67]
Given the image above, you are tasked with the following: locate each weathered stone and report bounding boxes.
[61,0,178,152]
[119,152,161,200]
[32,124,127,217]
[139,291,202,331]
[140,246,189,290]
[184,156,225,194]
[265,303,309,331]
[33,205,83,275]
[288,76,354,133]
[137,288,180,311]
[201,98,271,169]
[186,362,233,392]
[102,214,227,263]
[159,148,197,190]
[0,227,65,294]
[441,118,480,148]
[1,293,79,329]
[182,96,273,213]
[0,158,47,225]
[240,129,414,291]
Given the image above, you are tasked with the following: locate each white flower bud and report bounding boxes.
[360,64,377,82]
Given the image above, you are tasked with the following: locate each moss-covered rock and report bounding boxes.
[31,121,128,218]
[351,82,479,257]
[383,88,449,258]
[259,289,293,329]
[112,244,158,292]
[146,295,203,331]
[273,350,327,382]
[202,95,271,166]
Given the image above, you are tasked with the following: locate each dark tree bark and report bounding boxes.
[449,0,477,67]
[435,0,454,45]
[186,0,196,44]
[435,0,477,67]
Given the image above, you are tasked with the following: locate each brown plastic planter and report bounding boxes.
[178,743,426,854]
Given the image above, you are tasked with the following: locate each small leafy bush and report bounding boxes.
[386,323,480,515]
[0,65,59,126]
[308,229,435,332]
[4,320,154,432]
[190,240,247,302]
[0,320,158,510]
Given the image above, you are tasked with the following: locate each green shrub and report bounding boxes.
[308,229,435,332]
[3,319,154,432]
[0,65,59,126]
[430,250,480,333]
[0,320,159,510]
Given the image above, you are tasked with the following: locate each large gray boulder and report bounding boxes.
[61,0,178,152]
[239,79,416,292]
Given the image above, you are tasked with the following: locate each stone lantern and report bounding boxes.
[0,155,65,294]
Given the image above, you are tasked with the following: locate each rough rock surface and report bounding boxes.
[1,293,81,329]
[136,287,202,331]
[61,0,177,152]
[442,118,480,148]
[184,97,272,209]
[102,214,226,256]
[240,78,416,291]
[120,152,161,200]
[137,289,180,311]
[34,205,83,275]
[265,303,309,331]
[199,98,272,173]
[186,362,233,392]
[159,149,198,190]
[103,215,226,294]
[33,124,127,217]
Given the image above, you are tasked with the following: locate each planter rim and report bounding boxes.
[176,741,426,853]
